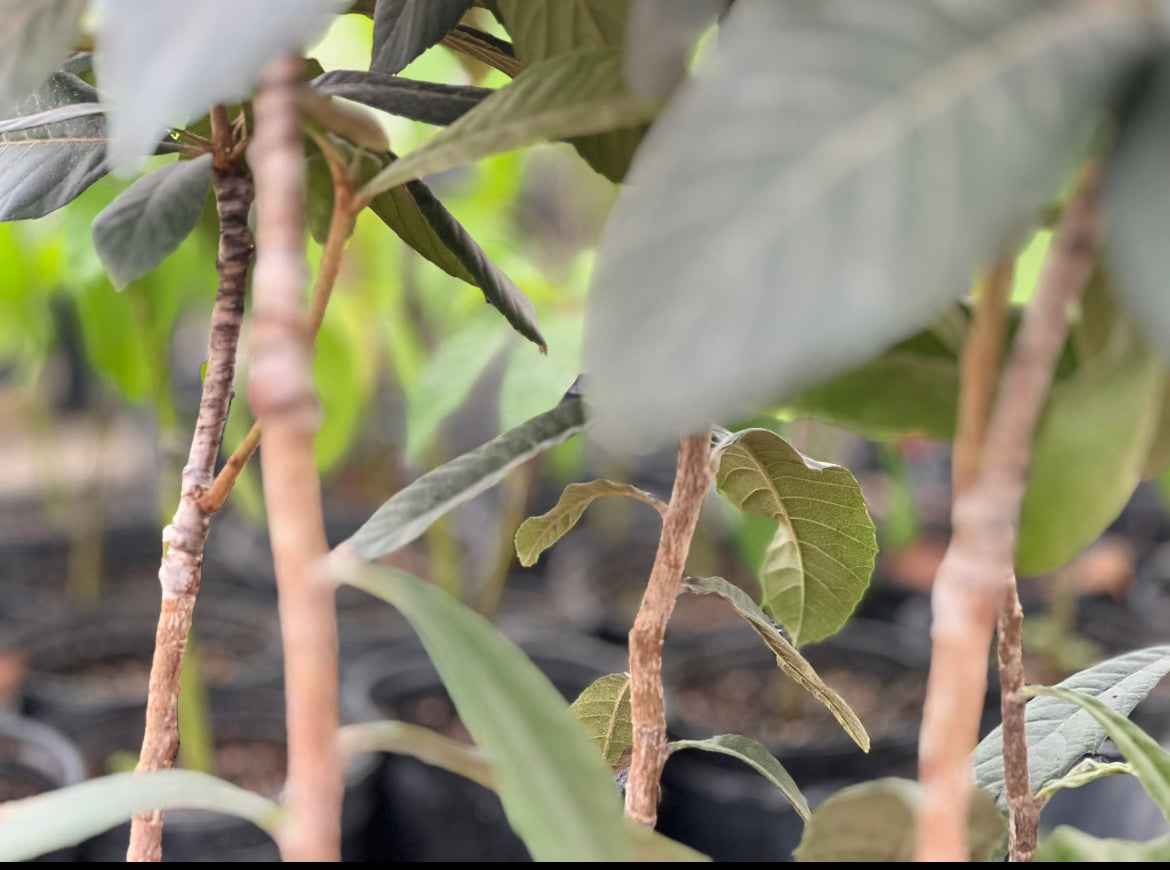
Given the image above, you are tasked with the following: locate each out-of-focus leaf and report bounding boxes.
[359,48,660,197]
[335,562,631,861]
[1036,758,1133,803]
[974,646,1170,810]
[583,0,1155,450]
[570,673,632,768]
[93,0,339,169]
[0,72,107,221]
[346,395,586,559]
[371,0,474,75]
[681,575,869,752]
[314,293,377,474]
[311,69,490,125]
[0,0,85,115]
[623,0,724,99]
[1142,378,1170,479]
[499,310,583,431]
[338,721,493,788]
[516,479,666,567]
[716,429,876,645]
[442,25,524,78]
[669,734,809,820]
[0,770,280,862]
[793,778,1005,862]
[92,154,212,289]
[301,90,388,151]
[1035,827,1170,862]
[0,100,104,135]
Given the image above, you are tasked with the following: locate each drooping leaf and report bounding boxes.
[346,395,586,559]
[0,72,107,221]
[91,153,212,289]
[359,48,660,198]
[623,0,725,99]
[715,428,876,646]
[1036,758,1133,804]
[94,0,339,169]
[335,562,630,861]
[0,769,281,862]
[792,778,1005,862]
[1017,324,1163,575]
[1030,685,1170,820]
[338,720,493,788]
[0,0,86,115]
[371,0,475,75]
[516,479,666,567]
[681,575,869,752]
[583,0,1155,450]
[1035,827,1170,862]
[974,645,1170,810]
[668,734,809,821]
[311,69,490,125]
[570,673,633,769]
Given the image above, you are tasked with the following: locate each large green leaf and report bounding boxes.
[583,0,1155,449]
[346,394,586,559]
[371,0,474,75]
[0,769,280,862]
[793,778,1005,862]
[359,47,660,198]
[681,575,869,752]
[335,562,630,861]
[715,428,876,646]
[1017,324,1163,575]
[0,0,85,115]
[974,646,1170,810]
[92,154,212,289]
[1030,685,1170,820]
[669,734,809,821]
[570,673,632,768]
[311,69,490,126]
[94,0,338,169]
[0,72,107,221]
[515,478,666,567]
[1035,827,1170,861]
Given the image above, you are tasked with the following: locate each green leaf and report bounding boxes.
[495,0,627,60]
[94,0,338,169]
[974,645,1170,810]
[715,428,876,646]
[311,69,491,126]
[371,0,475,75]
[680,575,869,752]
[335,562,630,861]
[516,479,666,567]
[1142,378,1170,479]
[668,734,809,821]
[91,154,212,289]
[498,309,584,431]
[627,827,712,862]
[346,395,586,559]
[0,769,281,862]
[0,0,85,115]
[623,0,724,100]
[359,47,660,198]
[583,0,1155,449]
[338,720,493,789]
[1029,685,1170,821]
[1036,759,1133,804]
[314,293,377,475]
[570,673,632,768]
[0,72,107,221]
[1035,827,1170,862]
[793,778,1005,862]
[1017,325,1163,575]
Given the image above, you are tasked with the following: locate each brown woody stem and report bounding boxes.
[127,116,254,862]
[625,431,715,826]
[915,166,1101,860]
[248,54,341,862]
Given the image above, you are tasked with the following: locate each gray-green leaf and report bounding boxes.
[681,575,869,752]
[570,673,632,768]
[623,0,725,100]
[715,428,876,646]
[515,479,666,567]
[974,645,1170,810]
[92,154,212,289]
[1035,827,1170,862]
[371,0,474,75]
[583,0,1155,449]
[311,69,490,126]
[669,734,809,820]
[0,0,85,115]
[346,395,586,559]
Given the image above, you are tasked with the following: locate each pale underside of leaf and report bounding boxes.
[668,733,810,820]
[570,673,633,768]
[681,575,869,752]
[515,479,666,567]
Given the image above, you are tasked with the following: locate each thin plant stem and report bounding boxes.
[625,430,715,826]
[127,110,255,862]
[915,165,1101,861]
[248,54,341,862]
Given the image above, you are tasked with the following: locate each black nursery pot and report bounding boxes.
[341,627,626,862]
